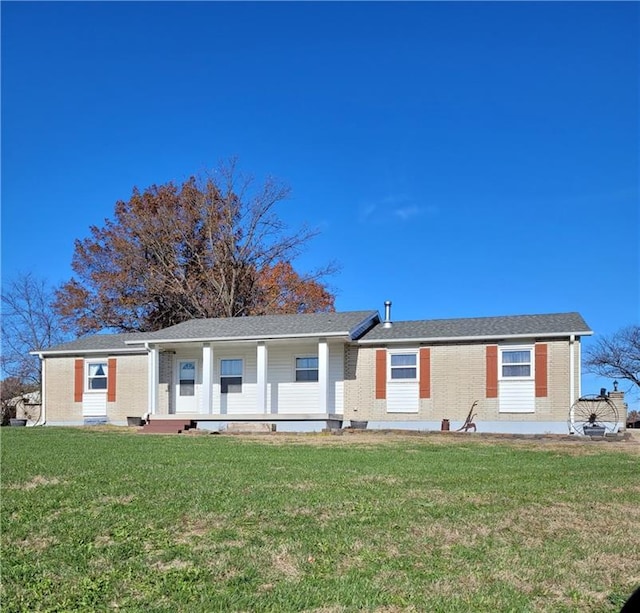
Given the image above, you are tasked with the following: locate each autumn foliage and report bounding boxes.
[55,163,335,333]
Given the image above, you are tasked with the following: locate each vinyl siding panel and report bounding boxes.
[268,344,319,414]
[214,348,257,415]
[83,393,107,417]
[498,380,535,413]
[387,382,419,413]
[261,342,344,414]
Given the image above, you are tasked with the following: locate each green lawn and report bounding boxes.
[1,428,638,612]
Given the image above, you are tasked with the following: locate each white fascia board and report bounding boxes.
[124,332,352,346]
[357,330,593,345]
[32,348,147,357]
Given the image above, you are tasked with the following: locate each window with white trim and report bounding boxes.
[87,361,108,390]
[500,348,532,378]
[389,352,417,380]
[221,359,243,393]
[295,356,319,382]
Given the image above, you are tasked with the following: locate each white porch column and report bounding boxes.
[257,342,268,414]
[147,345,159,415]
[202,343,214,415]
[318,338,329,414]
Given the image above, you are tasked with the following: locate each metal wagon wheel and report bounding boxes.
[25,403,43,427]
[568,394,619,435]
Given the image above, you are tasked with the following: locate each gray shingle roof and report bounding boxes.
[37,332,148,354]
[39,310,591,354]
[128,310,379,343]
[359,312,592,343]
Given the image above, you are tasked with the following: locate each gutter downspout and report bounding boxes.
[569,335,575,433]
[144,343,153,422]
[38,353,46,426]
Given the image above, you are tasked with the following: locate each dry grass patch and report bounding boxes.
[270,544,302,580]
[151,559,194,572]
[14,535,57,552]
[285,480,317,491]
[238,429,640,456]
[98,494,135,505]
[7,475,62,490]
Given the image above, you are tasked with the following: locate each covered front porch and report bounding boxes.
[141,337,345,421]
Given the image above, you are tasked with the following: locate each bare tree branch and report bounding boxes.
[584,325,640,389]
[55,161,336,333]
[1,273,69,385]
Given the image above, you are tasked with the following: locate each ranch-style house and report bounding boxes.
[33,303,626,434]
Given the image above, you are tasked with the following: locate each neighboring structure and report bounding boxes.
[6,390,42,424]
[33,305,623,434]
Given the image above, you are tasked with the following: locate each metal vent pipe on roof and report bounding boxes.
[382,301,392,328]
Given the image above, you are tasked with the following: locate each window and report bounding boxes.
[296,356,318,382]
[501,349,532,378]
[87,361,108,390]
[221,359,242,393]
[390,353,417,380]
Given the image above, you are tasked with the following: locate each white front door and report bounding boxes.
[176,360,198,413]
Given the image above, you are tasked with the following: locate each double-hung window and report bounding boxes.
[296,356,319,382]
[501,349,532,378]
[87,361,108,390]
[220,359,243,393]
[389,353,417,380]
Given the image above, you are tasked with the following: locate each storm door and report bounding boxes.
[176,360,198,413]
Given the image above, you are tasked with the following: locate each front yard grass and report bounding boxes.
[1,427,638,612]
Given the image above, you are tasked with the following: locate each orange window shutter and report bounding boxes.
[74,359,84,402]
[375,349,386,400]
[107,358,117,402]
[535,344,548,398]
[419,348,431,399]
[486,346,498,398]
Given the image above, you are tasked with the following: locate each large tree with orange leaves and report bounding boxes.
[55,162,335,334]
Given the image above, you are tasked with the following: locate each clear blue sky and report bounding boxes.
[2,2,638,405]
